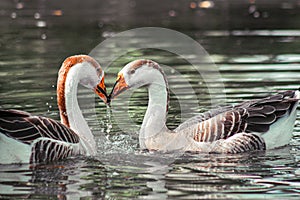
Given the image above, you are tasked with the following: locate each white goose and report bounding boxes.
[109,59,299,153]
[0,55,107,164]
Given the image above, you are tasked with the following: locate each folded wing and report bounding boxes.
[0,109,80,145]
[176,90,298,143]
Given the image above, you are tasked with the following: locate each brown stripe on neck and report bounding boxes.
[57,55,101,128]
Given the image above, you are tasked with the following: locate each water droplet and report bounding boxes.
[49,105,52,109]
[51,10,63,16]
[106,123,112,134]
[11,12,17,19]
[168,10,176,17]
[46,102,49,105]
[199,1,214,9]
[41,33,47,40]
[248,5,256,14]
[16,2,24,9]
[112,172,119,176]
[50,96,54,100]
[102,31,115,38]
[52,85,55,88]
[190,2,197,9]
[36,20,47,28]
[253,11,260,18]
[34,12,40,19]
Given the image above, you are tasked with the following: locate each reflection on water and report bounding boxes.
[1,150,300,199]
[1,0,300,199]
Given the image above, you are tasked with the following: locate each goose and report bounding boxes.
[0,55,107,164]
[108,59,299,153]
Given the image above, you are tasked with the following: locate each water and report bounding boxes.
[1,0,300,199]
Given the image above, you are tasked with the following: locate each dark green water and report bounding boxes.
[1,0,300,199]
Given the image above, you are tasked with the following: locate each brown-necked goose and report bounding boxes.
[109,59,299,153]
[0,55,107,164]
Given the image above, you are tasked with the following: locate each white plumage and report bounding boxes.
[109,59,299,153]
[0,55,107,164]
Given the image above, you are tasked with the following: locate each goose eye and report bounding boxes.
[96,68,101,76]
[129,69,135,75]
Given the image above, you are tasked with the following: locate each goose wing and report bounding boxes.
[209,133,266,154]
[30,138,81,163]
[0,109,80,145]
[175,105,233,131]
[176,90,299,142]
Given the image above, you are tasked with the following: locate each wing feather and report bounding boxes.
[0,110,79,145]
[176,90,299,142]
[210,133,266,154]
[30,138,81,163]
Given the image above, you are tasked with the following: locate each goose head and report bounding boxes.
[109,59,165,102]
[58,55,108,103]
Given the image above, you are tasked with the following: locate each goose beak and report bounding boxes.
[108,73,129,103]
[94,77,108,103]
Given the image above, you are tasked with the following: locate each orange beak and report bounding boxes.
[108,73,129,103]
[94,77,108,103]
